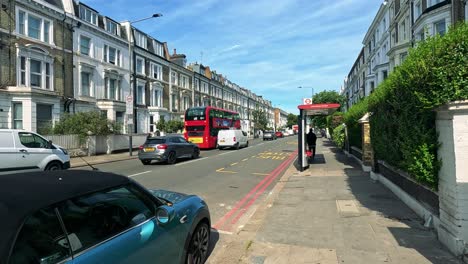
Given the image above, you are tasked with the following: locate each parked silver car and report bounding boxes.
[138,136,200,165]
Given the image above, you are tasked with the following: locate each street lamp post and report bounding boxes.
[298,86,314,103]
[126,13,162,156]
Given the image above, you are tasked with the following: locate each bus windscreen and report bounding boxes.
[185,108,206,121]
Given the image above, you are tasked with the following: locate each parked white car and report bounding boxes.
[0,129,70,174]
[217,129,249,149]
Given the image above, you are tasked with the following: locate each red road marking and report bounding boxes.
[213,151,297,230]
[228,153,297,226]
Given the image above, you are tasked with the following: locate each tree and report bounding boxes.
[252,109,268,131]
[312,90,345,106]
[311,90,346,128]
[156,116,166,132]
[286,114,298,128]
[53,111,119,143]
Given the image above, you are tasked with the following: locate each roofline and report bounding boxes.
[363,2,388,43]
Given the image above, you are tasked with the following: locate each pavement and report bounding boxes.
[70,151,138,168]
[208,138,461,264]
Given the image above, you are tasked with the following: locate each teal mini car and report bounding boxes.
[1,170,211,264]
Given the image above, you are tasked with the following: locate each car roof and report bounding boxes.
[0,170,130,262]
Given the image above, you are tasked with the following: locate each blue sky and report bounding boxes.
[82,0,380,114]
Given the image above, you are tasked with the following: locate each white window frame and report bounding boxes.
[153,41,164,57]
[428,0,443,7]
[80,68,94,97]
[194,78,199,91]
[103,76,121,101]
[414,1,422,20]
[434,19,446,36]
[105,18,120,36]
[137,80,146,105]
[171,71,178,85]
[150,63,162,80]
[16,7,53,44]
[79,5,97,26]
[180,75,189,89]
[12,102,23,129]
[151,84,163,107]
[79,35,92,56]
[136,56,145,75]
[17,48,54,91]
[135,31,147,49]
[103,44,121,66]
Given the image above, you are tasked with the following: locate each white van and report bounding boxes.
[217,129,249,150]
[0,129,71,174]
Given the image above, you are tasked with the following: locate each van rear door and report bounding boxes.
[0,131,24,173]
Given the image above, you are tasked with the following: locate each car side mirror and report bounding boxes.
[47,140,53,149]
[156,205,175,225]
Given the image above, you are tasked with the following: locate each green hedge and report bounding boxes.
[343,97,368,150]
[368,23,468,190]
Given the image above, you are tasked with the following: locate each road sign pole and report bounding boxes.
[126,95,134,156]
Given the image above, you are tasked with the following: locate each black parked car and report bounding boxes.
[138,136,200,165]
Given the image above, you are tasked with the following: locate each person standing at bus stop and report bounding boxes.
[307,128,317,159]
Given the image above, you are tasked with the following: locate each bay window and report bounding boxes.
[17,47,53,90]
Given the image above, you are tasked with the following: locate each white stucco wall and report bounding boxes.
[436,101,468,257]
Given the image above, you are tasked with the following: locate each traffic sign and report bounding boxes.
[126,95,133,114]
[303,98,313,105]
[126,114,133,125]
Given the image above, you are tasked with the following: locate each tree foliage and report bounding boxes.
[367,23,468,190]
[286,113,298,128]
[53,111,121,142]
[156,116,166,132]
[252,109,268,131]
[312,90,346,128]
[165,120,184,133]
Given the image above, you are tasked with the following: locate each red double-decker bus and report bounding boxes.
[184,106,241,149]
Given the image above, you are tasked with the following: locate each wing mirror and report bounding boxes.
[156,205,175,225]
[47,140,53,149]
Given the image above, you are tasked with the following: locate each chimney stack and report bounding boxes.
[173,48,177,55]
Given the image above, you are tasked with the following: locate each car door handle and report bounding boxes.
[180,215,188,224]
[19,149,28,153]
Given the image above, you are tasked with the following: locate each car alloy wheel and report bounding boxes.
[187,223,210,264]
[167,151,177,164]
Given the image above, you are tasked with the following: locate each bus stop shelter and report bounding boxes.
[297,103,340,171]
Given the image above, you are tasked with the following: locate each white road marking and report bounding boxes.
[175,157,208,166]
[128,170,152,177]
[213,229,233,235]
[219,151,235,156]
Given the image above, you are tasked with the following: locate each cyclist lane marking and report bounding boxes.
[128,170,152,177]
[216,168,237,174]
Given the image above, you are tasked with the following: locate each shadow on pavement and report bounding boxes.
[328,141,460,263]
[208,229,220,258]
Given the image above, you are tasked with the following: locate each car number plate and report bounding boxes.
[144,147,155,152]
[220,139,225,142]
[189,137,203,143]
